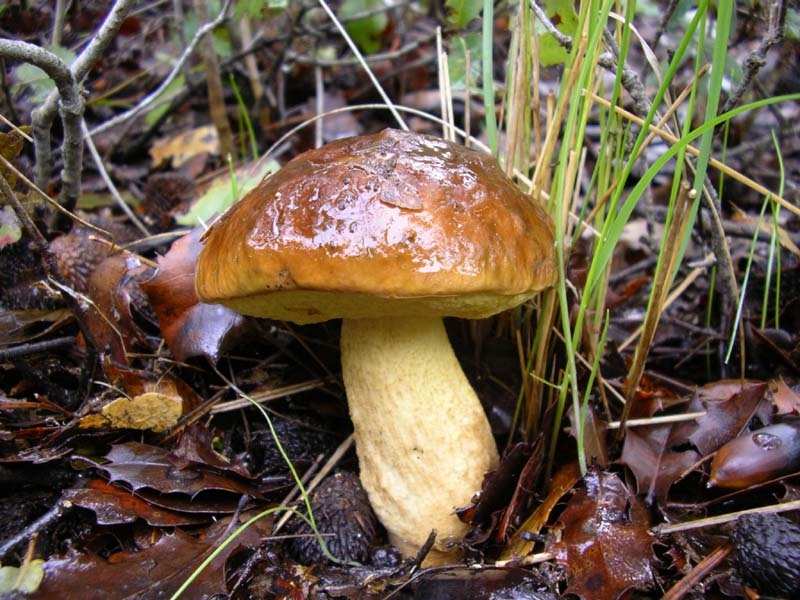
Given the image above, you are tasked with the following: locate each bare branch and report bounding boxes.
[721,1,785,115]
[32,0,139,194]
[530,0,573,54]
[80,120,151,237]
[0,38,84,211]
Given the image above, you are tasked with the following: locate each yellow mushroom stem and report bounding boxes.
[340,316,499,559]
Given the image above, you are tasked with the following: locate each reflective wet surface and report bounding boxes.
[196,128,557,311]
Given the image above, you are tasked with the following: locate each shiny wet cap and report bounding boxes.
[195,129,557,324]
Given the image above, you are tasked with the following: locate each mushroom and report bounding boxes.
[195,129,557,559]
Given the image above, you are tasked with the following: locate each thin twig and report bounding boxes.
[652,499,800,536]
[0,498,74,560]
[0,337,75,360]
[651,0,681,50]
[721,0,785,115]
[272,434,355,534]
[285,35,433,67]
[661,543,733,600]
[51,0,66,47]
[589,93,800,218]
[80,120,151,236]
[316,0,407,131]
[33,0,139,192]
[530,0,572,53]
[211,379,330,414]
[193,0,234,159]
[606,411,707,430]
[0,154,102,235]
[89,0,233,137]
[597,50,651,120]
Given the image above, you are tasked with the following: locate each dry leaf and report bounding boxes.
[150,125,219,168]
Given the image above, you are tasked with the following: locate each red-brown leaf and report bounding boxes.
[31,516,270,599]
[72,441,262,500]
[63,479,207,526]
[141,228,246,362]
[549,469,655,600]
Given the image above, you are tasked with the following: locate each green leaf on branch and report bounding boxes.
[536,0,579,67]
[445,0,482,29]
[448,33,483,90]
[338,0,388,54]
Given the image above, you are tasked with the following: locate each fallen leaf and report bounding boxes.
[459,442,539,530]
[549,469,655,600]
[149,124,219,168]
[0,559,44,594]
[681,380,767,455]
[73,441,262,500]
[502,461,581,559]
[99,391,183,432]
[174,156,278,227]
[30,515,271,600]
[0,127,29,188]
[770,376,800,415]
[79,372,195,432]
[0,205,21,246]
[141,228,248,362]
[64,479,207,526]
[620,424,701,503]
[170,423,252,478]
[0,309,73,347]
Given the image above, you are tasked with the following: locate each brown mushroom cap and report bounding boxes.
[195,128,556,322]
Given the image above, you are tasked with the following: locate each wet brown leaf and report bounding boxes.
[170,423,253,479]
[83,253,153,366]
[30,515,270,600]
[72,441,262,500]
[680,380,767,455]
[620,424,700,503]
[64,478,207,526]
[141,228,247,362]
[549,469,655,600]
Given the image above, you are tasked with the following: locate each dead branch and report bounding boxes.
[0,38,83,212]
[28,0,139,199]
